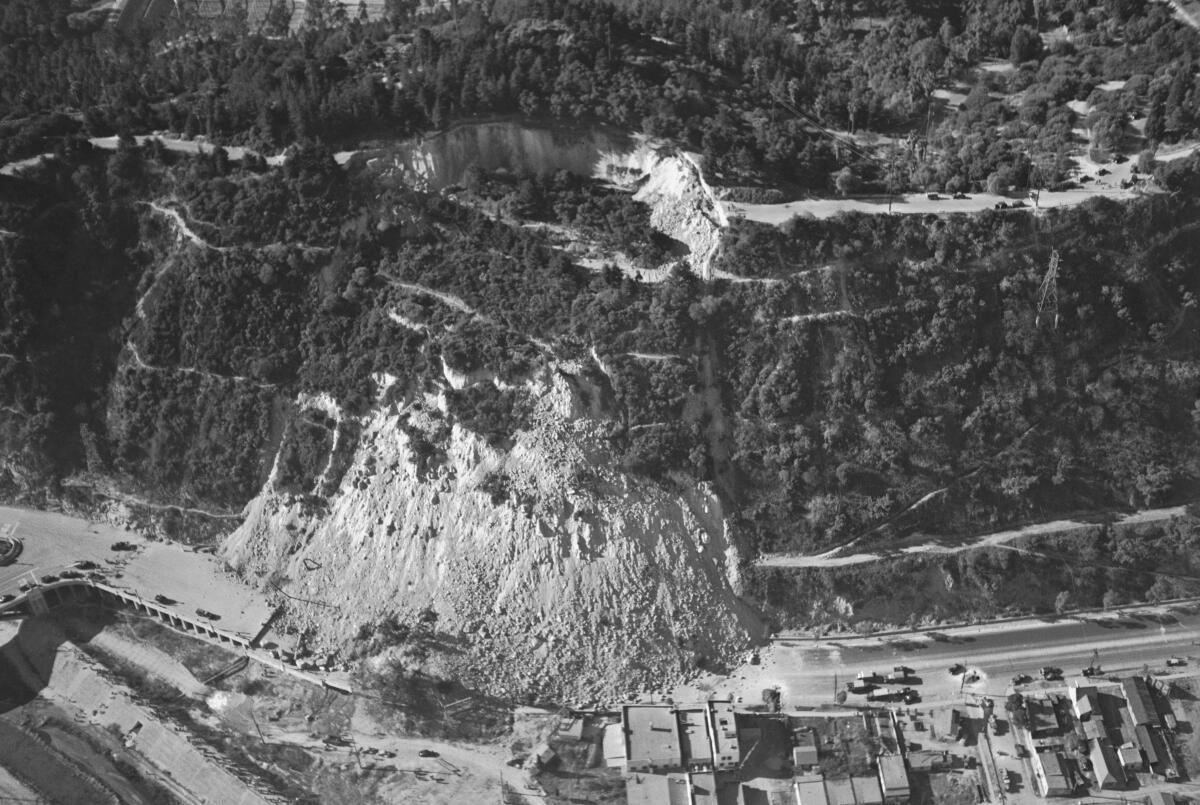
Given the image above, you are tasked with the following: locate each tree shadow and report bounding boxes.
[0,606,114,715]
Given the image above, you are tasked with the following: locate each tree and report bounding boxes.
[834,166,857,197]
[1009,26,1042,66]
[1054,590,1071,614]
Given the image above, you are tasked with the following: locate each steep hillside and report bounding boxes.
[224,367,761,700]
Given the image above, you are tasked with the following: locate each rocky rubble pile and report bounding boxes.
[222,366,762,701]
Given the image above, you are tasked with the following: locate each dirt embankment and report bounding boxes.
[222,365,763,703]
[355,120,728,277]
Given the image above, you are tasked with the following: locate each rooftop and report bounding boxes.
[1121,677,1157,727]
[625,705,682,768]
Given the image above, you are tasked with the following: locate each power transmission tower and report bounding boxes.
[1036,249,1060,329]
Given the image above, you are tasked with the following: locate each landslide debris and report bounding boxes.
[223,365,763,702]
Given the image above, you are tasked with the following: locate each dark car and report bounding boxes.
[58,570,84,580]
[40,574,59,584]
[195,608,219,620]
[994,202,1008,209]
[155,594,175,605]
[953,192,969,200]
[111,541,137,551]
[949,663,966,675]
[418,749,439,758]
[902,688,921,704]
[1113,154,1128,164]
[927,193,940,200]
[73,560,98,570]
[1097,168,1110,176]
[18,581,37,592]
[1011,200,1027,208]
[0,593,14,604]
[1012,673,1033,685]
[1040,666,1062,680]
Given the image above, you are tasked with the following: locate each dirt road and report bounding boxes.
[759,503,1192,568]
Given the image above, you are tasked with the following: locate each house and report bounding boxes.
[1122,677,1157,727]
[1118,744,1142,771]
[1090,741,1127,789]
[877,754,910,803]
[1072,685,1099,721]
[934,708,966,743]
[793,730,820,769]
[1027,698,1061,738]
[623,705,682,772]
[794,776,829,805]
[1135,724,1160,766]
[1032,747,1072,797]
[824,777,856,805]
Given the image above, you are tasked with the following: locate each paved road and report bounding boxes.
[676,603,1200,708]
[0,506,275,643]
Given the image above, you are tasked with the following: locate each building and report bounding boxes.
[623,705,683,772]
[794,776,829,805]
[907,751,950,773]
[619,699,742,773]
[934,708,966,743]
[851,775,883,805]
[877,755,910,803]
[1027,698,1061,738]
[1090,741,1126,789]
[626,771,674,805]
[680,707,715,769]
[691,771,719,805]
[1032,747,1072,797]
[1072,685,1099,721]
[793,730,820,769]
[1122,677,1157,727]
[1118,744,1142,772]
[710,700,741,770]
[1147,792,1175,805]
[824,777,856,805]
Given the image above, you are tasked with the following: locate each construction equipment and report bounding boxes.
[1036,249,1060,328]
[1081,649,1101,677]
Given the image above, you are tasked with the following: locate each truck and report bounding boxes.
[867,687,893,702]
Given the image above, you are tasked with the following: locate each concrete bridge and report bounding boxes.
[0,576,253,650]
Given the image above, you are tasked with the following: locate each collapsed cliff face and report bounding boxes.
[358,121,727,277]
[222,366,762,701]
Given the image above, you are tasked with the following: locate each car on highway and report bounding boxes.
[0,593,14,604]
[1011,673,1032,685]
[194,608,219,620]
[154,594,176,605]
[40,573,59,584]
[1167,657,1187,667]
[418,749,439,758]
[948,663,966,675]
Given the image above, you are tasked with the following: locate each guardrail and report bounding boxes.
[0,577,252,651]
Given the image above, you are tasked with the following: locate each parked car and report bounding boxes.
[18,581,37,592]
[1040,666,1062,680]
[1167,657,1187,667]
[40,574,59,584]
[154,594,175,605]
[948,663,966,675]
[111,541,137,551]
[927,193,940,200]
[994,202,1008,209]
[194,608,219,620]
[901,688,921,704]
[73,560,98,570]
[1011,673,1032,685]
[0,593,14,604]
[953,192,969,200]
[418,749,439,758]
[58,570,84,580]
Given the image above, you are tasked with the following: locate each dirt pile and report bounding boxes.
[222,365,763,702]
